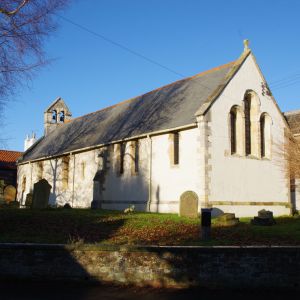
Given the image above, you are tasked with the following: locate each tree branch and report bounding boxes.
[0,0,30,17]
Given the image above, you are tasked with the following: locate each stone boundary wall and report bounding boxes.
[0,244,299,289]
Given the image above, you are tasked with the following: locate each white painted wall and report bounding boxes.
[149,129,201,213]
[17,150,99,208]
[17,128,202,213]
[208,54,290,216]
[102,129,202,213]
[101,138,150,211]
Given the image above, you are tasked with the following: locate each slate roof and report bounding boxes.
[0,150,23,169]
[284,110,300,135]
[19,53,249,163]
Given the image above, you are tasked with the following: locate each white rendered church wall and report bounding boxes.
[208,54,290,217]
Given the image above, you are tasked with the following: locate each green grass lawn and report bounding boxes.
[0,208,299,246]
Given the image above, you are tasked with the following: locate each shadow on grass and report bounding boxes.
[0,208,126,244]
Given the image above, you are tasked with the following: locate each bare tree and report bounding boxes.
[274,131,300,188]
[0,0,69,113]
[284,135,300,180]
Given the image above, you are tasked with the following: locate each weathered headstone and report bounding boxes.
[258,209,273,219]
[63,203,72,209]
[179,191,199,218]
[216,213,240,226]
[32,179,52,209]
[3,185,16,203]
[0,180,5,201]
[251,209,276,226]
[201,208,212,240]
[25,193,33,208]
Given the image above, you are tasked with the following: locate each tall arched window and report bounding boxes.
[230,108,237,154]
[260,114,265,157]
[36,161,43,181]
[52,110,57,123]
[229,105,244,155]
[244,94,251,155]
[260,113,272,158]
[59,111,65,122]
[243,91,260,157]
[22,176,26,192]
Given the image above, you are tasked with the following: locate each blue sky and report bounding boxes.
[3,0,300,151]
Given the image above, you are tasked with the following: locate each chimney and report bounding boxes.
[24,132,37,151]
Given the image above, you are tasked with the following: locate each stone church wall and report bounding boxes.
[17,127,203,213]
[208,54,290,217]
[0,244,299,289]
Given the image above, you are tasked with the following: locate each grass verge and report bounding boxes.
[0,208,299,246]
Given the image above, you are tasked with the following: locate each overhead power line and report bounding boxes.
[57,14,300,95]
[55,14,242,104]
[269,73,300,90]
[56,14,186,78]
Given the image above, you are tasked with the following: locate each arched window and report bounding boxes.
[52,110,57,123]
[243,91,260,157]
[22,176,26,192]
[260,113,272,158]
[62,156,70,189]
[230,108,237,154]
[244,94,251,155]
[229,105,244,155]
[37,161,43,180]
[59,111,65,122]
[260,114,265,157]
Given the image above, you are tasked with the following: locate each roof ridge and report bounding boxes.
[195,49,252,116]
[284,109,300,115]
[68,60,236,123]
[0,149,23,154]
[44,97,62,113]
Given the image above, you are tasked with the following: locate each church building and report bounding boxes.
[16,42,299,217]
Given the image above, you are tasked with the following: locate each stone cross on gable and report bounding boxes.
[243,39,250,51]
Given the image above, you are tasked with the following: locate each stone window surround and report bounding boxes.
[227,90,272,160]
[169,132,180,168]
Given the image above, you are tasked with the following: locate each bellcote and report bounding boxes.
[44,97,72,136]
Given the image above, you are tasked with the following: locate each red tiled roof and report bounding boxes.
[0,150,23,169]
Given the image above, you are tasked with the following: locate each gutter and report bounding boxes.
[71,153,75,207]
[147,135,152,212]
[18,123,197,166]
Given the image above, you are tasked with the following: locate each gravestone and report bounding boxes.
[0,180,5,201]
[63,203,72,209]
[179,191,199,218]
[25,193,33,208]
[251,209,276,226]
[3,185,16,203]
[258,209,273,219]
[32,179,52,209]
[216,213,239,226]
